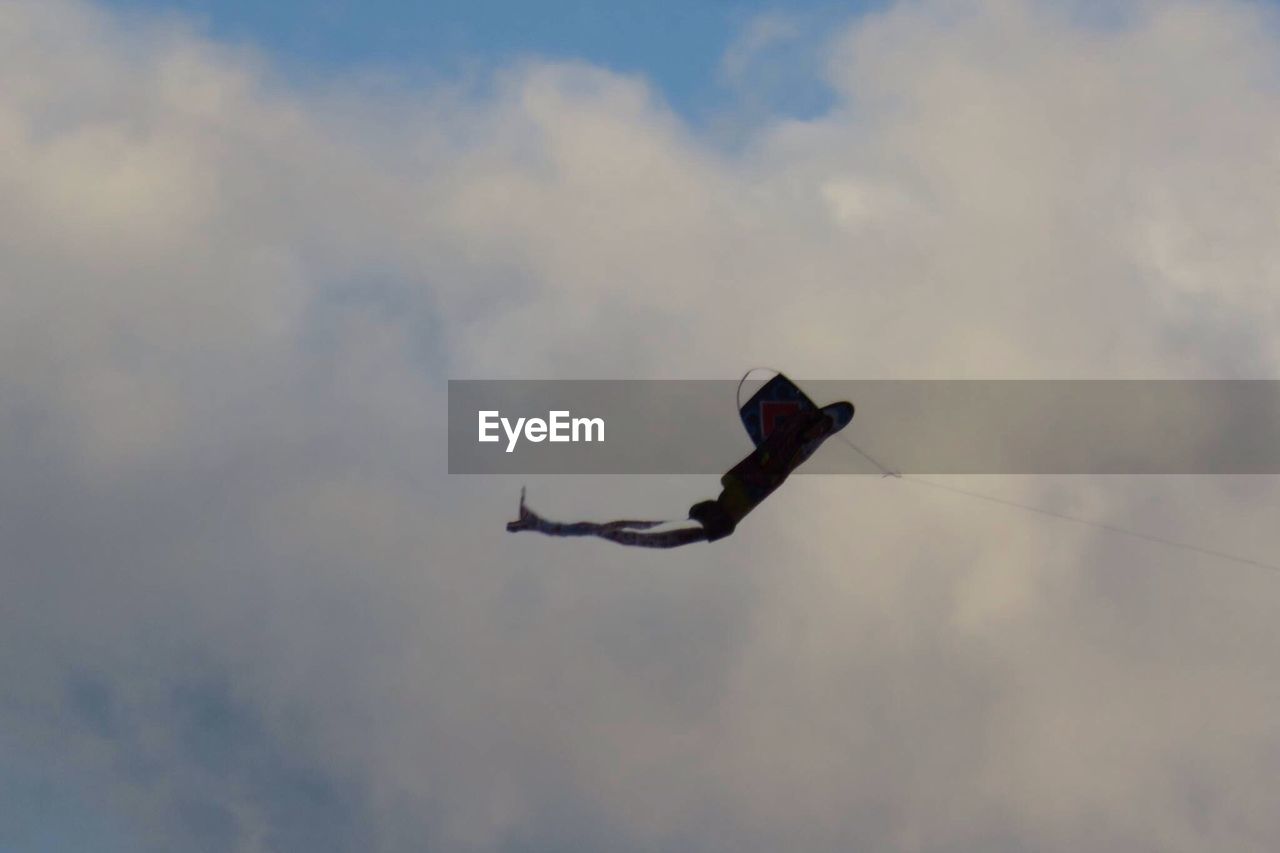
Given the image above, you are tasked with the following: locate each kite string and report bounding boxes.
[895,473,1280,574]
[839,435,1280,575]
[836,433,902,479]
[735,369,1279,574]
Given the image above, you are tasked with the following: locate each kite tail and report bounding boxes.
[506,488,708,549]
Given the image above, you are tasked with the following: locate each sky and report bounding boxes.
[3,0,1280,851]
[95,0,867,122]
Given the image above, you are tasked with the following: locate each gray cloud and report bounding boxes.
[2,0,1280,850]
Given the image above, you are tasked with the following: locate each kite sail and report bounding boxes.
[738,371,854,455]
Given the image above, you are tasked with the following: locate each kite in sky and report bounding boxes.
[506,373,854,547]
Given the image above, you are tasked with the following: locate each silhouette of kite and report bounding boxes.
[506,374,853,547]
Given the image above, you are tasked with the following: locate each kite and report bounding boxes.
[506,373,854,547]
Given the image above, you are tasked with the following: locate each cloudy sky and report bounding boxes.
[3,0,1280,850]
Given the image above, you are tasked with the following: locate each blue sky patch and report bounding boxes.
[97,0,879,121]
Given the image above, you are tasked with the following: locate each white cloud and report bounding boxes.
[2,0,1279,850]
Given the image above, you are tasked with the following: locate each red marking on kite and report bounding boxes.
[760,401,802,439]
